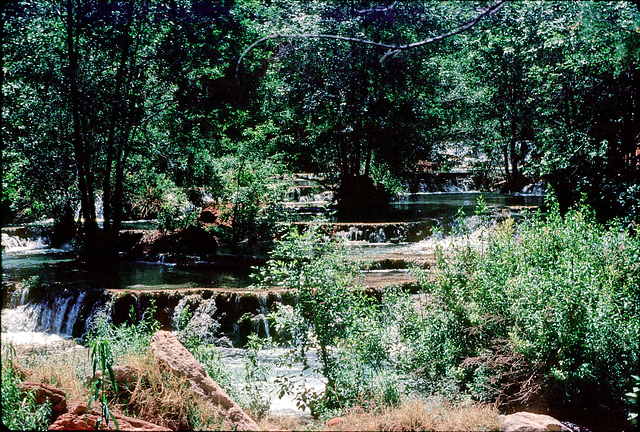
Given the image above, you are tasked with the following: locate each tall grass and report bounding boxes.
[1,345,52,430]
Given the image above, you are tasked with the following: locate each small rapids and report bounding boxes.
[1,191,544,415]
[2,233,49,253]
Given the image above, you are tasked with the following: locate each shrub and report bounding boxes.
[1,346,51,430]
[412,199,640,412]
[212,154,292,246]
[86,301,161,361]
[259,225,406,416]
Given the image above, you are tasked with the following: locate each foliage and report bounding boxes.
[84,302,161,429]
[1,345,52,430]
[3,1,639,231]
[88,338,120,430]
[259,224,408,416]
[86,301,161,360]
[413,199,640,410]
[627,374,640,426]
[258,200,639,419]
[243,334,273,420]
[212,153,291,246]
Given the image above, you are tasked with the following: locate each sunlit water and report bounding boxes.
[217,346,325,415]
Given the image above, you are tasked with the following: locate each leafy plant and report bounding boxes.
[413,198,640,411]
[212,153,291,247]
[87,301,161,360]
[627,375,640,426]
[243,334,272,420]
[88,338,119,431]
[1,345,52,430]
[259,224,407,416]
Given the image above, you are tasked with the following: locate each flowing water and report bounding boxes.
[1,190,543,414]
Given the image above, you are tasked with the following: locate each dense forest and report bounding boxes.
[2,0,639,250]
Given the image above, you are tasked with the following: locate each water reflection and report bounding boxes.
[2,252,252,292]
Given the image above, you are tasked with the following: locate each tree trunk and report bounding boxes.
[67,0,97,235]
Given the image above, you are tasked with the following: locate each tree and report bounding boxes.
[2,1,77,228]
[237,1,506,217]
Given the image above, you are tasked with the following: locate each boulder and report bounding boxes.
[326,417,345,427]
[149,330,260,431]
[500,412,571,432]
[20,382,66,420]
[15,365,44,382]
[88,364,140,387]
[49,403,170,431]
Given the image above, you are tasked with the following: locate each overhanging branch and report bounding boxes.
[236,0,507,82]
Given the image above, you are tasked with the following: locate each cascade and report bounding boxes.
[1,288,95,338]
[2,233,48,252]
[63,291,87,336]
[172,293,220,345]
[256,295,270,339]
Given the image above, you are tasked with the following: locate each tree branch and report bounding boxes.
[236,0,507,82]
[357,1,398,15]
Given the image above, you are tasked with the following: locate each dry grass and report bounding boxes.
[2,341,228,430]
[319,397,502,432]
[4,341,503,432]
[114,352,227,430]
[258,414,316,431]
[6,341,91,402]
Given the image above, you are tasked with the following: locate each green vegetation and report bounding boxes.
[88,338,120,430]
[414,200,640,411]
[2,0,640,428]
[87,302,161,360]
[2,1,638,250]
[259,202,639,422]
[1,346,52,430]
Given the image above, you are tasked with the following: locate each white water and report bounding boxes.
[1,291,87,340]
[172,294,221,344]
[2,233,49,253]
[217,346,325,415]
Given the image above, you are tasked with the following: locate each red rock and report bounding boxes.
[89,364,139,387]
[326,417,345,426]
[49,412,170,431]
[21,382,67,420]
[500,412,571,432]
[149,330,260,431]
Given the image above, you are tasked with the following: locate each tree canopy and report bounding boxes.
[2,1,639,248]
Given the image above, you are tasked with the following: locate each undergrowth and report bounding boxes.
[412,198,640,414]
[1,345,52,430]
[260,199,639,425]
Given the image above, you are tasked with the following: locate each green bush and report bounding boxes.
[212,154,292,246]
[412,199,640,410]
[256,200,639,417]
[86,302,161,360]
[126,172,198,231]
[260,225,407,416]
[1,346,51,430]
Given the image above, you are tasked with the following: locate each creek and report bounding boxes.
[1,189,543,414]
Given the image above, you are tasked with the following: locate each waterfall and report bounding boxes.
[38,295,75,334]
[520,181,547,196]
[172,294,220,344]
[257,296,270,339]
[1,305,40,333]
[2,233,48,253]
[1,284,93,341]
[63,291,87,336]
